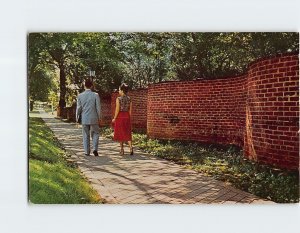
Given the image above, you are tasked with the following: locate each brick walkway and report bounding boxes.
[35,110,273,204]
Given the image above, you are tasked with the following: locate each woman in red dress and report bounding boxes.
[112,83,133,155]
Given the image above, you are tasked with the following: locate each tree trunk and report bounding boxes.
[59,63,66,109]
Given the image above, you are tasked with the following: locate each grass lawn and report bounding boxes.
[29,116,101,204]
[101,127,299,203]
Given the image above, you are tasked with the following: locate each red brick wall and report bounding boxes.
[99,96,112,126]
[110,53,299,170]
[147,76,247,146]
[112,89,148,131]
[244,54,299,170]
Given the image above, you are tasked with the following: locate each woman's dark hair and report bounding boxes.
[85,79,93,88]
[119,83,129,94]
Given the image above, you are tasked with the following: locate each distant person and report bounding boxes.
[76,79,101,156]
[112,83,133,155]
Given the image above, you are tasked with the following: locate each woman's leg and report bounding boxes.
[128,141,133,155]
[120,142,124,155]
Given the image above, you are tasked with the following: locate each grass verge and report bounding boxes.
[101,127,299,203]
[29,116,101,204]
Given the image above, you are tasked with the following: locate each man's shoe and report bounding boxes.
[93,150,99,157]
[85,153,90,156]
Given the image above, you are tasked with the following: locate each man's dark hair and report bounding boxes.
[120,83,129,94]
[85,79,93,88]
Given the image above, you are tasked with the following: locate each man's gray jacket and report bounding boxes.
[76,89,101,125]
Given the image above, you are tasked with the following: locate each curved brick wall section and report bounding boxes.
[244,54,299,169]
[147,76,247,146]
[112,89,148,131]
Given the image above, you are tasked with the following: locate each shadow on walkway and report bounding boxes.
[33,109,273,204]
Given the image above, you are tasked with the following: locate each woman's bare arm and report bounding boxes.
[112,98,120,122]
[129,101,132,117]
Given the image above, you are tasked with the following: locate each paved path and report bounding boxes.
[35,110,273,204]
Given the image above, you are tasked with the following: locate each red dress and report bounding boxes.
[113,96,132,141]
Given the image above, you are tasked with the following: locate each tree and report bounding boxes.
[78,33,125,94]
[170,32,299,79]
[29,33,86,108]
[28,32,299,105]
[29,67,55,103]
[111,32,174,88]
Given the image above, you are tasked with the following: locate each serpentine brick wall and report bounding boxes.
[111,53,299,170]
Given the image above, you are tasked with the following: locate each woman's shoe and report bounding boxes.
[120,148,124,156]
[130,148,134,155]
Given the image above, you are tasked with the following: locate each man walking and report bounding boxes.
[76,79,101,156]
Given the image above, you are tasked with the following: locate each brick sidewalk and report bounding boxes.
[36,110,273,204]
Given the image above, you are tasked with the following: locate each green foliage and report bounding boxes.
[171,32,299,79]
[79,33,125,93]
[29,117,101,204]
[28,32,299,107]
[110,32,175,88]
[101,127,299,203]
[29,67,56,102]
[100,127,114,139]
[48,89,59,108]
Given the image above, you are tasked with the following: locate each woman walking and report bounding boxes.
[112,83,133,155]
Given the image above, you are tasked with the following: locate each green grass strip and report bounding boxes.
[29,160,100,204]
[29,117,65,163]
[29,116,101,204]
